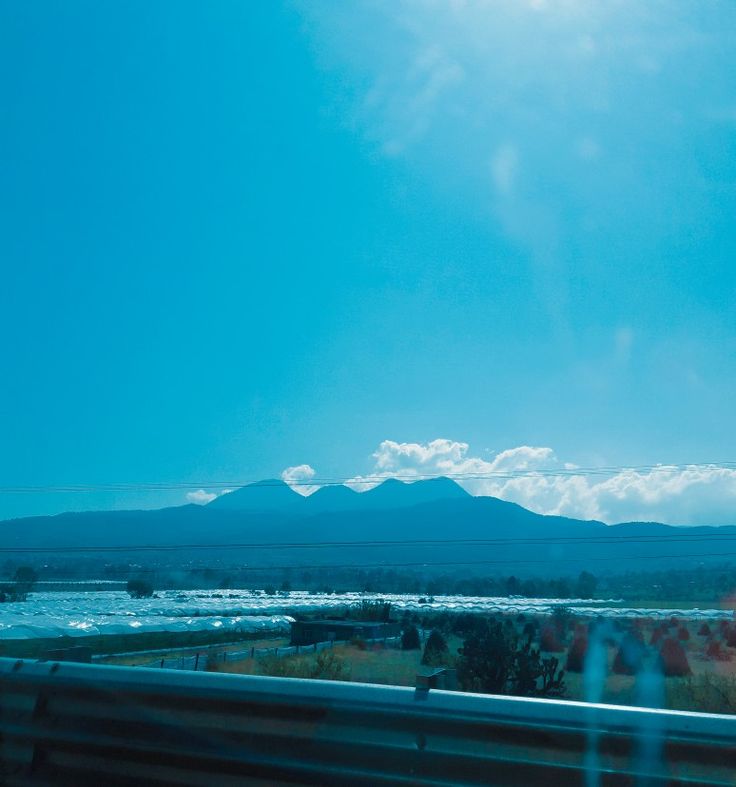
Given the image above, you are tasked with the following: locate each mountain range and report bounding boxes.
[1,477,734,575]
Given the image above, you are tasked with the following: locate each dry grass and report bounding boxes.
[217,643,425,686]
[666,674,736,714]
[100,616,736,715]
[215,635,461,686]
[101,637,288,667]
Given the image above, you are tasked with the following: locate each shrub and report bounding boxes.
[12,566,38,601]
[452,613,486,637]
[257,655,297,677]
[350,600,393,622]
[698,623,712,637]
[1,566,39,602]
[401,625,421,650]
[422,630,449,666]
[677,626,690,642]
[565,636,588,673]
[457,619,564,698]
[575,570,597,599]
[257,652,350,681]
[659,638,691,677]
[705,639,731,662]
[311,651,351,680]
[551,606,572,635]
[540,624,564,653]
[522,621,537,640]
[667,674,736,714]
[650,626,666,646]
[613,632,646,675]
[126,579,154,599]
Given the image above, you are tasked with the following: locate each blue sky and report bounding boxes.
[1,1,735,524]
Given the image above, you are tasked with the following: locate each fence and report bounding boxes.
[1,657,735,785]
[138,635,404,671]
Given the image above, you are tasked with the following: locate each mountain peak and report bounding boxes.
[207,478,302,512]
[303,483,359,514]
[361,475,471,508]
[206,475,470,515]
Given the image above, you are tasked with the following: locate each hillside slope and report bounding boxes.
[1,478,734,574]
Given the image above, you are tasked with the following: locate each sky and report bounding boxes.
[1,1,736,525]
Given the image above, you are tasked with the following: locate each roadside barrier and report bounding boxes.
[1,657,734,785]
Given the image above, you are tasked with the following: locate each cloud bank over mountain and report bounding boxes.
[282,439,736,526]
[185,489,218,505]
[280,464,319,496]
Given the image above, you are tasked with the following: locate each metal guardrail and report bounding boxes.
[0,657,735,785]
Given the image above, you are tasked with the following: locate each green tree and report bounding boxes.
[457,619,565,698]
[126,578,154,599]
[506,575,521,595]
[7,566,38,601]
[422,629,449,666]
[350,600,393,622]
[575,571,598,598]
[401,624,421,650]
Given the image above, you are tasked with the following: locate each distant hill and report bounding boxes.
[208,478,302,512]
[209,475,471,514]
[1,477,735,575]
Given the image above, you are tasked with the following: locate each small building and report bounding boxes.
[290,620,400,646]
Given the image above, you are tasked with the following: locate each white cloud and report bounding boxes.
[186,489,218,505]
[491,144,519,195]
[347,439,736,525]
[281,464,319,496]
[371,45,465,157]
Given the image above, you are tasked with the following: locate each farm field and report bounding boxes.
[209,616,736,714]
[3,586,736,715]
[211,641,429,687]
[2,588,733,644]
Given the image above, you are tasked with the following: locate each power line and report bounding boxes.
[2,461,736,494]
